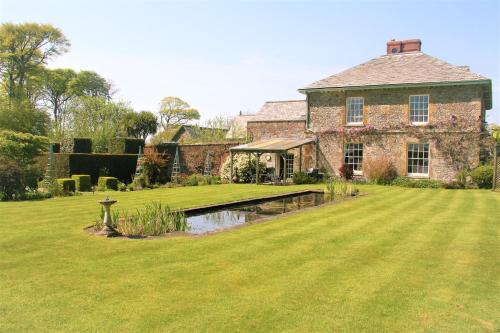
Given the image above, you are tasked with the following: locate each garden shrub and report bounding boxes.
[220,154,266,183]
[338,163,353,180]
[108,137,145,154]
[141,147,168,185]
[98,177,119,191]
[391,177,443,189]
[442,181,465,189]
[0,158,24,200]
[455,169,469,188]
[471,165,493,189]
[0,130,48,166]
[56,178,76,192]
[293,172,318,184]
[71,174,92,191]
[363,156,398,184]
[180,174,221,186]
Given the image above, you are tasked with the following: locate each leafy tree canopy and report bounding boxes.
[0,129,49,167]
[0,23,69,99]
[68,96,132,152]
[122,111,158,140]
[158,96,200,129]
[69,71,112,98]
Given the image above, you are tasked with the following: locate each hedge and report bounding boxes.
[98,177,118,191]
[50,143,60,153]
[69,154,138,184]
[56,178,76,192]
[108,137,145,154]
[60,138,92,153]
[71,174,91,191]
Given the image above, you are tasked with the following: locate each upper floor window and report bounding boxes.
[344,143,363,174]
[346,97,364,125]
[409,95,429,124]
[407,143,429,177]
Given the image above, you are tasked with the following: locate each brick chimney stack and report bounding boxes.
[387,39,422,54]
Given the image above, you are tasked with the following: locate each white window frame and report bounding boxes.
[407,143,430,178]
[346,97,364,125]
[409,95,429,125]
[344,143,363,175]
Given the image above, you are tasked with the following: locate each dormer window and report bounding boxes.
[346,97,364,125]
[409,95,429,124]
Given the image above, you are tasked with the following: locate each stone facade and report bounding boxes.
[308,85,486,181]
[247,120,307,141]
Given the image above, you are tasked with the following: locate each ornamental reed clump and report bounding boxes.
[363,156,398,185]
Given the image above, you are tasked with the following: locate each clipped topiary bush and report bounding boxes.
[471,165,493,189]
[98,176,118,191]
[108,137,145,154]
[56,178,76,192]
[71,174,91,191]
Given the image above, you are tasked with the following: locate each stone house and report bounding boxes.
[232,39,492,181]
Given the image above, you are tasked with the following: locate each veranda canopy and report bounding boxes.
[230,138,315,153]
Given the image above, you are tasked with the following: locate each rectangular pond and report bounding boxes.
[184,191,326,234]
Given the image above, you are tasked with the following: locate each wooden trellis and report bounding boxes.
[494,143,500,191]
[171,146,181,179]
[203,151,214,176]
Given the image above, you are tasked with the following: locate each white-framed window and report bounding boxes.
[346,97,364,125]
[409,95,429,124]
[344,143,363,174]
[407,143,429,177]
[285,154,294,179]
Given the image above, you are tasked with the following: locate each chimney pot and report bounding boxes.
[387,39,421,54]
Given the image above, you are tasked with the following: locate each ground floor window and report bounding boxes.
[407,143,429,176]
[285,154,294,179]
[344,143,363,173]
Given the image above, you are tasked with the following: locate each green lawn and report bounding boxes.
[1,184,499,332]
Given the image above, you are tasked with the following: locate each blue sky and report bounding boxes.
[1,0,499,123]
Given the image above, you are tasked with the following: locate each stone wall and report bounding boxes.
[308,85,485,131]
[315,132,481,181]
[247,120,307,141]
[151,142,242,177]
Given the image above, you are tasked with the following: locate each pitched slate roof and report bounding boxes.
[251,100,307,121]
[301,52,490,90]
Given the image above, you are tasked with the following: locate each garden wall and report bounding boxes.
[150,142,242,177]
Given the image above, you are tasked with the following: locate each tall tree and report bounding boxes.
[0,23,69,99]
[158,96,200,129]
[122,111,158,139]
[41,68,77,126]
[68,96,132,152]
[69,70,112,99]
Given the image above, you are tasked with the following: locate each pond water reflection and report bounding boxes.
[186,192,325,234]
